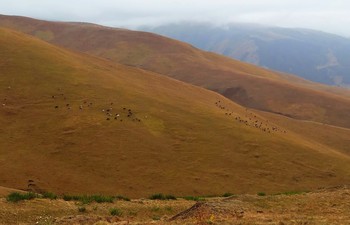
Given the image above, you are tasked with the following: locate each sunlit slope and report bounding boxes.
[1,15,350,129]
[1,28,350,198]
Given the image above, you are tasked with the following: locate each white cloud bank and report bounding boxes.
[1,0,349,36]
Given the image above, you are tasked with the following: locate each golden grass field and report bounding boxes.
[1,14,350,129]
[1,27,350,200]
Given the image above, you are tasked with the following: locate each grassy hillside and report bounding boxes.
[143,22,350,87]
[1,28,350,198]
[1,15,350,129]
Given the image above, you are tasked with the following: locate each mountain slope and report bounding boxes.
[1,15,350,130]
[1,28,350,197]
[143,22,350,87]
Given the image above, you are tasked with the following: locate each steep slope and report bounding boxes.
[143,22,350,87]
[1,15,350,130]
[1,28,350,197]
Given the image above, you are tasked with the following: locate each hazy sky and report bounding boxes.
[1,0,350,37]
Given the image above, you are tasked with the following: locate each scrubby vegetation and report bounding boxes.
[109,208,122,216]
[149,193,177,200]
[276,191,308,196]
[63,194,114,204]
[115,195,131,201]
[183,196,205,201]
[42,192,57,199]
[222,192,234,197]
[6,192,38,203]
[78,206,86,213]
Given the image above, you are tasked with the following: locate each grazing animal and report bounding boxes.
[55,105,58,109]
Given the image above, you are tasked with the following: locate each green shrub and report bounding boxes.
[222,192,234,197]
[42,192,57,200]
[257,192,266,196]
[151,206,160,212]
[152,215,161,220]
[6,192,37,203]
[115,195,131,201]
[149,193,176,200]
[277,191,307,196]
[62,194,114,204]
[110,208,122,216]
[63,194,79,201]
[183,196,204,202]
[90,195,114,203]
[165,194,176,200]
[78,206,86,213]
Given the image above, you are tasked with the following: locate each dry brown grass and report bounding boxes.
[1,186,350,224]
[0,27,350,199]
[1,14,350,129]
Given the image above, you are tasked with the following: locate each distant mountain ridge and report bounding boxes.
[141,22,350,87]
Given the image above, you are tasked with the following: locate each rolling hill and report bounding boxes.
[1,15,350,130]
[142,22,350,87]
[2,27,350,198]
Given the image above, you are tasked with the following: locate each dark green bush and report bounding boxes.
[222,192,234,197]
[110,208,122,216]
[6,192,37,203]
[149,193,177,200]
[42,192,57,200]
[63,194,114,204]
[115,195,131,201]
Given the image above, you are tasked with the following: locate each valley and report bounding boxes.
[0,12,350,224]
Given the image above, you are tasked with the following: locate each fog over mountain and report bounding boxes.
[141,22,350,87]
[1,0,350,37]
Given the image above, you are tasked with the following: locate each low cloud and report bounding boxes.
[1,0,349,36]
